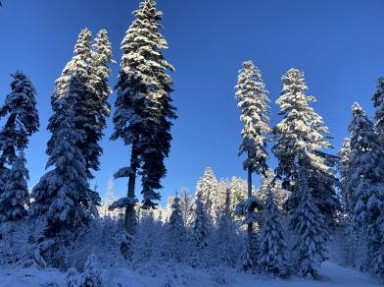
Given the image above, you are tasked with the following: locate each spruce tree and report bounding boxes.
[0,71,39,221]
[111,0,176,230]
[348,103,384,271]
[167,196,186,262]
[258,190,289,277]
[290,164,328,278]
[272,68,339,225]
[372,77,384,149]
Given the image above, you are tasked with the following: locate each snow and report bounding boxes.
[0,261,381,287]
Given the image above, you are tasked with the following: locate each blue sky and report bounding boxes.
[0,0,383,205]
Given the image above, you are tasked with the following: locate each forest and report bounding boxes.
[0,0,383,286]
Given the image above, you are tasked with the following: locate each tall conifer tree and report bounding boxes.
[235,61,270,266]
[0,71,39,221]
[111,0,176,231]
[272,68,339,225]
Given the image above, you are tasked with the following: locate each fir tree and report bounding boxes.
[180,188,194,229]
[30,31,96,234]
[348,103,384,271]
[290,164,328,278]
[167,196,186,262]
[258,190,289,277]
[0,151,29,221]
[0,71,39,221]
[191,196,210,268]
[237,234,253,273]
[235,61,270,265]
[216,187,238,267]
[372,77,384,150]
[80,253,102,287]
[339,137,352,213]
[235,61,270,176]
[259,169,287,211]
[111,0,176,230]
[272,68,339,225]
[195,167,217,220]
[73,28,113,182]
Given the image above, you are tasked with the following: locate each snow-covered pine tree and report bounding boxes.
[348,103,384,271]
[0,71,39,221]
[237,234,253,273]
[111,0,176,230]
[195,167,217,221]
[290,162,328,278]
[30,31,96,236]
[372,77,384,150]
[0,151,29,221]
[229,177,248,218]
[259,169,287,211]
[215,187,238,267]
[191,195,210,268]
[235,61,270,265]
[272,68,339,226]
[30,83,91,235]
[78,29,114,180]
[235,61,270,177]
[180,188,194,229]
[339,137,352,213]
[258,190,289,277]
[132,212,157,266]
[80,253,102,287]
[167,196,186,262]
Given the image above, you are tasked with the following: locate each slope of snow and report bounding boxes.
[0,261,381,287]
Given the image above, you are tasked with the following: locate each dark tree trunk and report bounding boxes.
[125,136,139,234]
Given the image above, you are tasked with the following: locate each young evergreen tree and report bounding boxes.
[0,151,29,221]
[259,169,287,211]
[195,167,217,221]
[372,77,384,149]
[348,103,384,271]
[339,137,352,213]
[272,68,339,226]
[111,0,176,230]
[258,190,289,277]
[191,195,210,268]
[215,187,238,267]
[80,253,102,287]
[237,234,254,273]
[180,188,194,229]
[235,61,270,262]
[167,196,186,262]
[0,71,39,221]
[290,164,328,278]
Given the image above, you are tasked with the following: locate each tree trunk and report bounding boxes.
[125,136,139,234]
[247,166,254,264]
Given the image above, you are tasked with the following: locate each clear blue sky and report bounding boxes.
[0,0,383,205]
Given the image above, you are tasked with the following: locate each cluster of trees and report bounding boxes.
[0,0,384,284]
[0,0,176,275]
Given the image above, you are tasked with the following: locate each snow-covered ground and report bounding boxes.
[0,261,381,287]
